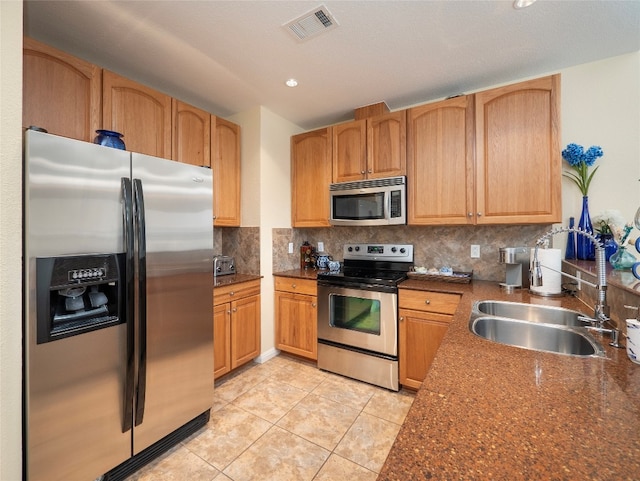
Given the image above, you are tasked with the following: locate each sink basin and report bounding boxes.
[473,300,588,326]
[469,317,605,357]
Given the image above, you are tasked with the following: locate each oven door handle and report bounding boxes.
[317,279,397,293]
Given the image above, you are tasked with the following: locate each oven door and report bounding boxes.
[317,282,398,357]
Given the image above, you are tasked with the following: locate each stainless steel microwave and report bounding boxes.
[329,176,406,226]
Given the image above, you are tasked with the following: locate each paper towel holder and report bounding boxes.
[499,247,530,292]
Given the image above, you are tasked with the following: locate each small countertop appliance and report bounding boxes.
[213,255,236,276]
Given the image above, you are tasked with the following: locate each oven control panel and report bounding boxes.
[343,243,413,262]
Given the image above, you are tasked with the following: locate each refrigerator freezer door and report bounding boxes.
[24,130,131,481]
[131,153,214,453]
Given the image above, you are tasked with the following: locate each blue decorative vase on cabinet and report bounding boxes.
[94,130,126,150]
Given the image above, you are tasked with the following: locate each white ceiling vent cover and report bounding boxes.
[284,5,339,41]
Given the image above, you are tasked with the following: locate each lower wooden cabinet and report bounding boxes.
[399,289,461,389]
[213,279,261,379]
[274,277,317,360]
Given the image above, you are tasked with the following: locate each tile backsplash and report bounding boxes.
[273,224,551,281]
[215,227,261,275]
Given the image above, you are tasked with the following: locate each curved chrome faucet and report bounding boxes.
[531,226,622,348]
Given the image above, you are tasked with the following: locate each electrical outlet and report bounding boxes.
[288,242,294,254]
[470,245,480,258]
[318,241,324,252]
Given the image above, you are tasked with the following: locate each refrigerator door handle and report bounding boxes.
[133,178,148,427]
[122,177,135,433]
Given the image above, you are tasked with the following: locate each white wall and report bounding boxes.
[561,52,640,226]
[0,1,24,480]
[230,107,303,356]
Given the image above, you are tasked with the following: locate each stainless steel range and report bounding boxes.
[317,243,413,391]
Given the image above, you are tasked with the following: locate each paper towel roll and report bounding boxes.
[530,248,562,296]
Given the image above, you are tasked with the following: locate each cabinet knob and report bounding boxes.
[361,170,365,174]
[425,299,431,305]
[468,212,473,217]
[312,302,316,308]
[232,308,237,313]
[292,283,296,288]
[477,212,482,217]
[400,316,404,322]
[230,291,235,296]
[367,169,372,174]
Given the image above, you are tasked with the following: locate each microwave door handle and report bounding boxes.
[385,191,391,220]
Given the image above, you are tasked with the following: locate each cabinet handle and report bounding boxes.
[292,283,296,288]
[477,212,482,217]
[226,310,231,314]
[232,308,237,313]
[312,302,317,308]
[468,212,473,217]
[230,291,235,296]
[367,169,372,174]
[360,170,365,174]
[399,316,404,322]
[425,299,431,305]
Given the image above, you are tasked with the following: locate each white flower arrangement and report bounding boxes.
[591,210,627,236]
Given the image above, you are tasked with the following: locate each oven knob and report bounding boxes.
[355,246,360,251]
[391,246,397,253]
[347,246,353,252]
[400,247,406,253]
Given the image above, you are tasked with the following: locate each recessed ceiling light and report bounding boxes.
[285,78,298,88]
[513,0,537,8]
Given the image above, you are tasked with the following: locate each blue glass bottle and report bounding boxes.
[576,196,595,261]
[565,217,576,260]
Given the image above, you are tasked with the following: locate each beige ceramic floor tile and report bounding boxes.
[334,412,401,473]
[214,366,270,403]
[182,404,271,471]
[213,473,233,480]
[268,359,328,392]
[223,426,330,481]
[313,453,378,481]
[125,444,219,481]
[232,377,307,422]
[312,374,377,411]
[276,393,359,450]
[363,388,415,425]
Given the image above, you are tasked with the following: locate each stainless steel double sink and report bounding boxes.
[469,300,606,357]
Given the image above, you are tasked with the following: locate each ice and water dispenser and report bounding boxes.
[36,253,125,343]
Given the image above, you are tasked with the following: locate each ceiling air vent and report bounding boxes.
[284,5,339,41]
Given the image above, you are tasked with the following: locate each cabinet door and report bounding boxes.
[332,120,367,183]
[407,96,475,225]
[475,75,561,224]
[102,70,172,158]
[275,291,317,360]
[23,37,101,142]
[367,110,407,179]
[230,294,261,369]
[213,303,231,379]
[172,99,211,167]
[212,117,241,227]
[399,308,451,390]
[291,128,332,227]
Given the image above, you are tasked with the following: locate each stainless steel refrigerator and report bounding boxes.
[23,130,214,481]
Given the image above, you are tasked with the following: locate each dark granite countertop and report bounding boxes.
[213,273,262,288]
[379,279,640,481]
[272,268,323,280]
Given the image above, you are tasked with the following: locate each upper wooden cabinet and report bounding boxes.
[102,70,172,158]
[23,37,101,142]
[211,117,241,227]
[407,95,475,225]
[332,110,407,183]
[172,99,211,167]
[291,128,332,227]
[474,75,561,224]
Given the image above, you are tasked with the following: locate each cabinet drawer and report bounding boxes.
[214,279,261,306]
[399,289,461,315]
[274,277,317,296]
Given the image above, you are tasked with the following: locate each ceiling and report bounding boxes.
[24,1,640,130]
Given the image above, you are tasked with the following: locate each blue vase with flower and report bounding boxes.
[562,143,603,262]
